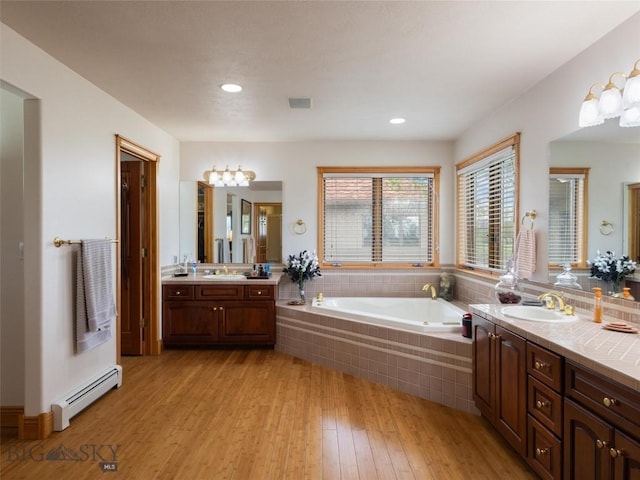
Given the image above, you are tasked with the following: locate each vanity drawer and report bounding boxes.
[527,415,562,480]
[197,284,244,300]
[527,342,563,392]
[528,376,563,437]
[245,285,275,300]
[163,285,194,300]
[565,361,640,437]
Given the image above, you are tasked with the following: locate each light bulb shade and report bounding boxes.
[578,98,603,127]
[619,105,640,127]
[234,168,246,183]
[599,86,623,119]
[222,167,233,184]
[622,74,640,109]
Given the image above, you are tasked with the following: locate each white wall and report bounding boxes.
[1,23,180,415]
[180,141,455,263]
[1,87,26,406]
[454,13,640,283]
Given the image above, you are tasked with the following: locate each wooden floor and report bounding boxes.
[1,349,536,480]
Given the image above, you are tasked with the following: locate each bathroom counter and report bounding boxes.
[470,303,640,393]
[162,272,283,286]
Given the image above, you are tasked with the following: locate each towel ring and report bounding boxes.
[521,210,537,228]
[293,219,307,235]
[599,220,614,235]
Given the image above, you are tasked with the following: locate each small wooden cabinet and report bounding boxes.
[162,283,277,347]
[472,314,527,456]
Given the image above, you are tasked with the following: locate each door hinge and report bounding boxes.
[141,317,146,328]
[141,175,146,188]
[141,247,147,258]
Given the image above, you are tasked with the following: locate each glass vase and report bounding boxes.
[298,282,306,304]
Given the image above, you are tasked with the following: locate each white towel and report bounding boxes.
[514,227,536,279]
[75,239,115,353]
[243,236,256,263]
[222,240,231,263]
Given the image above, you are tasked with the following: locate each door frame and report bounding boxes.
[115,135,161,359]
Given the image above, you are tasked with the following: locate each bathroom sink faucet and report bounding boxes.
[422,283,437,300]
[538,292,565,311]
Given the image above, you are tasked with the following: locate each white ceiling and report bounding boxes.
[2,1,639,142]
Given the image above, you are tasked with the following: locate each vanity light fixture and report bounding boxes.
[578,59,640,128]
[203,165,256,187]
[220,83,243,93]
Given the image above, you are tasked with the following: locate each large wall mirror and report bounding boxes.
[548,120,640,295]
[179,181,283,265]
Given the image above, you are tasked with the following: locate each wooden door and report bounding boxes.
[495,325,527,456]
[120,159,144,355]
[564,398,613,480]
[472,314,495,420]
[613,430,640,480]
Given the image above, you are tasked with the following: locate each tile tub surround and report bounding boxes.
[276,302,478,415]
[470,303,640,393]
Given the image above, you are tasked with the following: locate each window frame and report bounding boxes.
[317,166,440,270]
[548,167,589,268]
[455,133,520,276]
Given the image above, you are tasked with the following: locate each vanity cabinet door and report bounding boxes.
[162,301,218,345]
[612,430,640,480]
[472,314,495,420]
[564,398,613,480]
[472,316,527,457]
[495,325,527,457]
[218,301,275,345]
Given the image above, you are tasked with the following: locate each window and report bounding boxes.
[318,167,439,267]
[456,133,519,273]
[548,168,588,267]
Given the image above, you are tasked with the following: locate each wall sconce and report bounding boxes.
[578,59,640,128]
[203,165,256,187]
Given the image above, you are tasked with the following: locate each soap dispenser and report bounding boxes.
[494,260,522,304]
[592,287,602,323]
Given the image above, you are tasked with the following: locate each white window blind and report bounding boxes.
[322,172,435,264]
[457,145,516,271]
[548,172,586,265]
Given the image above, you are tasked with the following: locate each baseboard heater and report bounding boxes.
[51,365,122,431]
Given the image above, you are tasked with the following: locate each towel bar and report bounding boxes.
[53,237,118,248]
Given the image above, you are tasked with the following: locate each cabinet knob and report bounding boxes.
[175,291,181,295]
[596,439,608,449]
[219,306,224,311]
[534,360,548,371]
[535,447,548,457]
[258,291,262,295]
[603,397,617,407]
[535,400,547,409]
[610,448,624,458]
[213,307,218,311]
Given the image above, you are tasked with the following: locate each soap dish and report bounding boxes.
[602,322,638,334]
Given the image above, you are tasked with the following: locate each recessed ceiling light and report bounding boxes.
[389,117,406,124]
[220,83,243,93]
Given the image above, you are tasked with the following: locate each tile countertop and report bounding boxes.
[162,272,283,286]
[470,304,640,393]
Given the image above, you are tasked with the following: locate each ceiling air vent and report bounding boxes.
[288,97,312,109]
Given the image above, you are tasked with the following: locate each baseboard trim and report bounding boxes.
[0,405,24,429]
[18,411,54,440]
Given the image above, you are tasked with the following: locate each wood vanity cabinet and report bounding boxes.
[564,361,640,480]
[162,283,277,347]
[472,314,527,456]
